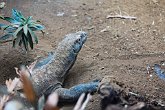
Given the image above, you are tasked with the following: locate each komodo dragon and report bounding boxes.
[1,31,99,106]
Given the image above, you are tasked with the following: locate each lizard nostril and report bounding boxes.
[83,32,87,37]
[80,32,87,43]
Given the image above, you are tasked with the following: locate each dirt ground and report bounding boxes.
[0,0,165,109]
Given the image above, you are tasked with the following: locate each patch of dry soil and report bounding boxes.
[0,0,165,109]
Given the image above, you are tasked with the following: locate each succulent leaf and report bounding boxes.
[28,28,38,44]
[3,17,16,23]
[0,24,6,29]
[12,9,25,22]
[4,27,17,33]
[13,27,23,38]
[22,34,28,50]
[29,24,44,31]
[23,24,28,36]
[14,31,22,47]
[0,9,44,51]
[27,31,34,49]
[0,34,13,41]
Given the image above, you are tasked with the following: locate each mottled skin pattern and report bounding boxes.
[154,64,165,80]
[27,31,99,104]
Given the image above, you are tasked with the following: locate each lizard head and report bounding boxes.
[61,31,87,54]
[72,31,87,53]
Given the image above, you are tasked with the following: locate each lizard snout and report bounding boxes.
[79,31,87,44]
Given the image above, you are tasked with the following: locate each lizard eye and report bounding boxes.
[75,38,81,43]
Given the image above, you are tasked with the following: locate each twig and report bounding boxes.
[84,44,94,51]
[128,92,140,97]
[74,93,85,110]
[106,15,137,20]
[74,93,92,110]
[80,94,92,110]
[0,95,10,110]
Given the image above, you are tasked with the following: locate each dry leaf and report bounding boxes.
[4,100,23,110]
[15,66,31,78]
[74,93,92,110]
[27,60,37,75]
[45,92,59,110]
[80,93,92,110]
[46,92,58,107]
[0,95,9,110]
[20,66,36,103]
[22,74,36,103]
[44,105,59,110]
[5,77,21,93]
[74,93,85,110]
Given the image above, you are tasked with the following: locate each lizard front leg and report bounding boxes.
[51,80,99,105]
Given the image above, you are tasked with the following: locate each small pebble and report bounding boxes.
[56,12,65,16]
[149,74,153,77]
[93,53,99,57]
[71,14,78,17]
[124,105,128,108]
[100,67,105,70]
[0,2,5,9]
[87,26,95,30]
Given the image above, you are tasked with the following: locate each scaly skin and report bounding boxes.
[154,64,165,80]
[26,31,99,104]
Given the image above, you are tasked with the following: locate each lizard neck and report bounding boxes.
[54,44,77,80]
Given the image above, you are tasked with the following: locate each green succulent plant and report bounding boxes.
[0,9,44,51]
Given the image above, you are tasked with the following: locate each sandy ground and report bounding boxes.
[0,0,165,109]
